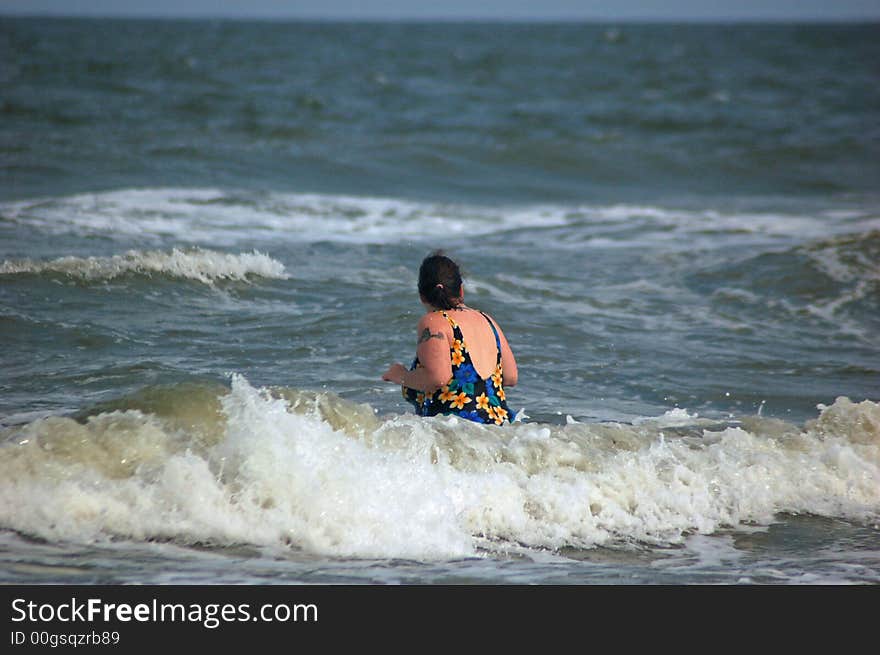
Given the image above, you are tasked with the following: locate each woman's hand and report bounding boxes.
[381,363,408,385]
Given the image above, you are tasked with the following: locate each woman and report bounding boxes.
[381,252,518,424]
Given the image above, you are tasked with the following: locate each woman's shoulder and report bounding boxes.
[465,307,499,328]
[417,310,454,330]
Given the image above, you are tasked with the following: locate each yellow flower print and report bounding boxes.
[475,393,490,410]
[496,387,506,401]
[451,349,465,366]
[491,366,503,388]
[438,387,456,403]
[491,406,508,425]
[450,392,470,410]
[452,338,466,354]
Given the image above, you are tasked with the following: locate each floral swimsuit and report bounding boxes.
[403,310,514,425]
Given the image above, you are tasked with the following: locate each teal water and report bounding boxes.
[0,18,878,584]
[3,20,879,203]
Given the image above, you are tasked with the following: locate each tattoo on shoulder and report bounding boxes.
[418,328,444,344]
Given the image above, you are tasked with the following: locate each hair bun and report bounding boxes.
[418,252,463,310]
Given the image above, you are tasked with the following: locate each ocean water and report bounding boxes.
[0,17,878,585]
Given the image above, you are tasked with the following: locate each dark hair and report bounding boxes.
[418,251,463,310]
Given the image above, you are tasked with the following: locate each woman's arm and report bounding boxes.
[381,313,453,393]
[489,316,518,387]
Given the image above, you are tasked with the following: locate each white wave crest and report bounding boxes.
[0,377,877,560]
[0,248,289,284]
[0,188,567,246]
[4,187,877,248]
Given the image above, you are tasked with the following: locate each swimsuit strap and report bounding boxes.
[479,311,502,365]
[439,311,458,330]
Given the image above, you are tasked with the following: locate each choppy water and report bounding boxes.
[0,18,878,584]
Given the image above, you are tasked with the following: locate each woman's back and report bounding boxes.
[439,308,514,383]
[381,251,518,424]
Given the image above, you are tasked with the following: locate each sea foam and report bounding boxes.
[3,188,877,248]
[0,376,877,560]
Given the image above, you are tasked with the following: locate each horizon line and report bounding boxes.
[2,11,880,24]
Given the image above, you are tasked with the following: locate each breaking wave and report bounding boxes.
[2,188,877,247]
[0,376,876,560]
[0,248,289,284]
